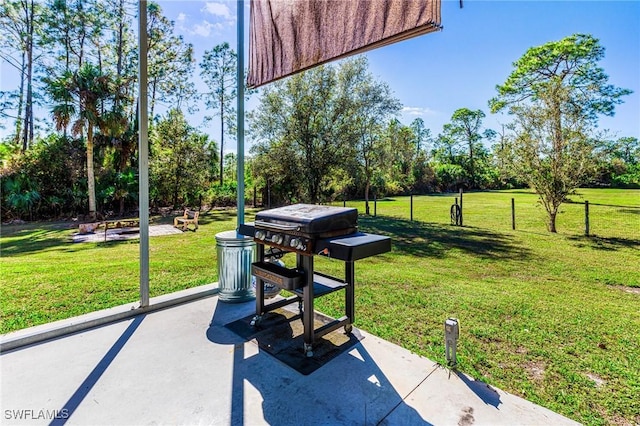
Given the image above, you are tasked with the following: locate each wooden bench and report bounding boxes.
[174,210,199,231]
[103,218,140,241]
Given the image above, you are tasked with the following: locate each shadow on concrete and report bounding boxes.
[50,315,145,425]
[455,371,501,409]
[224,308,365,376]
[206,301,432,425]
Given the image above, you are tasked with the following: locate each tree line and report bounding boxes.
[1,0,232,221]
[1,1,637,232]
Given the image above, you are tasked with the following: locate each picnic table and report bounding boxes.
[103,218,140,241]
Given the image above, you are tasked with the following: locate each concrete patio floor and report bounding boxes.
[1,293,580,425]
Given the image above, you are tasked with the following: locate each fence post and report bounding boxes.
[410,194,414,221]
[459,188,463,226]
[267,180,271,208]
[511,198,516,230]
[585,200,590,236]
[253,186,257,207]
[374,193,377,217]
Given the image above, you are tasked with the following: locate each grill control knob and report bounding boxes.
[271,234,283,245]
[255,230,266,240]
[290,238,300,249]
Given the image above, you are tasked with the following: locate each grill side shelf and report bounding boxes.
[292,272,347,298]
[252,261,304,290]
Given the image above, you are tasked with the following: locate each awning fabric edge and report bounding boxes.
[248,0,442,89]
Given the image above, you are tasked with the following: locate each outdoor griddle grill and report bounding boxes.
[239,204,391,357]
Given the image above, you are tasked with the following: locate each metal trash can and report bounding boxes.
[216,230,256,302]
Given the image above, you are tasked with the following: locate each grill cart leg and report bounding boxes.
[252,244,266,327]
[345,261,355,334]
[304,343,314,358]
[300,254,315,357]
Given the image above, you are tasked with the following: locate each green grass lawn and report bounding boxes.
[1,189,639,425]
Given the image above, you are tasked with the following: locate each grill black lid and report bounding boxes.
[255,204,358,235]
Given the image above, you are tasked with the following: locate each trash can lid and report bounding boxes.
[215,230,253,242]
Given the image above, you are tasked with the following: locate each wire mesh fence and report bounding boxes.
[337,189,640,242]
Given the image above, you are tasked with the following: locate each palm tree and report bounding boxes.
[46,63,115,220]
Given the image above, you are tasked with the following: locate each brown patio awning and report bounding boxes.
[248,0,442,88]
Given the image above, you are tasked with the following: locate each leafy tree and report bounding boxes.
[610,136,639,165]
[596,136,640,187]
[150,108,215,207]
[411,150,436,193]
[383,119,419,193]
[410,117,432,155]
[433,162,466,192]
[200,42,237,186]
[147,2,196,119]
[250,63,350,204]
[0,134,86,219]
[440,108,492,188]
[251,57,406,204]
[338,57,401,213]
[45,63,116,220]
[2,175,40,220]
[250,139,304,205]
[489,33,632,232]
[490,124,525,189]
[41,0,106,76]
[0,0,42,150]
[101,168,138,216]
[1,134,86,219]
[432,131,462,164]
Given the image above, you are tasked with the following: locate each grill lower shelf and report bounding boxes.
[293,272,347,298]
[252,261,304,290]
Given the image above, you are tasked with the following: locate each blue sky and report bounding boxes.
[160,0,639,154]
[2,1,638,153]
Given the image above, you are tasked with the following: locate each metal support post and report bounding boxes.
[138,0,149,308]
[236,0,245,228]
[255,244,265,314]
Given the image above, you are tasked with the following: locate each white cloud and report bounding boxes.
[192,20,215,37]
[176,12,187,24]
[201,2,232,19]
[401,106,437,116]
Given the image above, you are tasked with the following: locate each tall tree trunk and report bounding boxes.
[87,125,97,220]
[548,209,557,233]
[77,0,85,68]
[150,78,157,119]
[220,96,224,186]
[219,97,225,186]
[21,0,35,151]
[172,163,181,207]
[469,142,474,188]
[15,50,25,147]
[116,0,124,78]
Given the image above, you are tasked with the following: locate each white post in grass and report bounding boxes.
[138,0,150,307]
